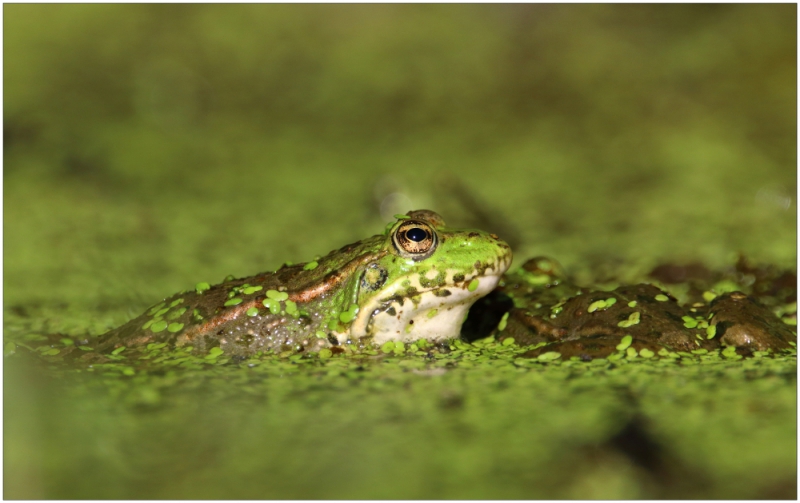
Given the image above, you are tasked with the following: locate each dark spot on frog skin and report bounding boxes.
[327,334,339,346]
[434,289,452,297]
[453,274,465,283]
[360,264,388,292]
[386,306,397,316]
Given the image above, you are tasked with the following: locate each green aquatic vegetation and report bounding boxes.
[150,320,168,333]
[617,312,640,328]
[266,290,289,301]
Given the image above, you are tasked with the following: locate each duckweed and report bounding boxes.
[497,311,509,331]
[263,298,281,314]
[167,307,187,320]
[537,351,561,361]
[617,312,640,328]
[204,347,224,360]
[616,335,633,351]
[588,297,617,312]
[587,300,606,313]
[303,261,319,271]
[147,303,166,315]
[654,294,669,302]
[467,279,479,292]
[339,304,359,324]
[266,290,289,301]
[167,323,184,333]
[682,315,698,328]
[224,298,243,307]
[241,286,263,295]
[150,320,168,333]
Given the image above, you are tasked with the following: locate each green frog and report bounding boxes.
[95,210,512,356]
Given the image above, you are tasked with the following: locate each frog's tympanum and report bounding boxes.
[95,210,512,356]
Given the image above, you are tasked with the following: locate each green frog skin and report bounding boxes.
[97,210,512,356]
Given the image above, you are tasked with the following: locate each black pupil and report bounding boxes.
[406,227,428,242]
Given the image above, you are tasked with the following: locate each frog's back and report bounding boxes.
[93,234,387,356]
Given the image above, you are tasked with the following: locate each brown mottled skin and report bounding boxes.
[493,257,796,360]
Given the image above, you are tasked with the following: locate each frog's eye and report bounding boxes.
[392,220,438,259]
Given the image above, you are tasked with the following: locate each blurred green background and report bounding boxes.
[4,4,796,499]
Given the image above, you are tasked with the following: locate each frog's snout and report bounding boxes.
[490,235,513,273]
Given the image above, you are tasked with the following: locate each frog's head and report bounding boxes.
[349,209,513,344]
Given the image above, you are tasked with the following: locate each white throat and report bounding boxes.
[345,271,503,345]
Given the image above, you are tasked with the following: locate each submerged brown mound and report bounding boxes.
[493,257,796,360]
